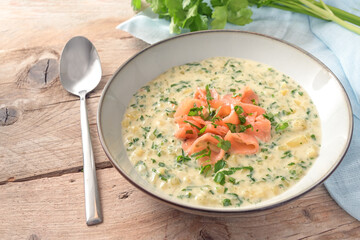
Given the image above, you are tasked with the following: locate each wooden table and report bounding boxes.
[1,1,359,239]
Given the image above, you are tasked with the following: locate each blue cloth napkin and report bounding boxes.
[117,0,360,220]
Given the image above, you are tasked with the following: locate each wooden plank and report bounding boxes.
[0,0,358,237]
[0,36,149,182]
[0,37,149,104]
[0,0,136,50]
[0,0,149,181]
[0,168,359,239]
[0,96,102,182]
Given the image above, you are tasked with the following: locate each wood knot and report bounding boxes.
[198,229,214,240]
[28,58,59,87]
[28,234,41,240]
[118,190,134,199]
[302,208,313,221]
[0,107,19,126]
[197,223,230,240]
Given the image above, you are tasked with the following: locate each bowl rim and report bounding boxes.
[97,29,354,214]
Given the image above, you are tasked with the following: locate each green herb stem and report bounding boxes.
[300,0,360,35]
[252,0,360,35]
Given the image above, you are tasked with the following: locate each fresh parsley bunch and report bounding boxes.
[131,0,360,35]
[131,0,253,33]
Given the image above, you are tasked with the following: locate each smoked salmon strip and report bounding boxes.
[239,102,265,116]
[182,138,196,152]
[221,94,236,105]
[245,115,272,142]
[194,87,232,116]
[215,103,232,118]
[173,85,271,165]
[187,133,226,165]
[176,115,206,129]
[224,86,259,105]
[224,131,259,154]
[222,109,240,125]
[239,86,259,105]
[222,95,265,116]
[174,98,205,118]
[194,87,220,107]
[203,121,229,136]
[174,124,198,140]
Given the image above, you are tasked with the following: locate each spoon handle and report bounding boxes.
[79,91,103,226]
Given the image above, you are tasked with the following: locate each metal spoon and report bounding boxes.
[60,36,103,226]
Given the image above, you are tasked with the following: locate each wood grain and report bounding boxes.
[0,35,149,183]
[0,168,359,240]
[1,0,359,238]
[0,0,136,50]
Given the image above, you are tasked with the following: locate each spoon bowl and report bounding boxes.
[60,36,102,96]
[60,36,103,226]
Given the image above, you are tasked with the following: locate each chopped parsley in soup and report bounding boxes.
[122,57,321,208]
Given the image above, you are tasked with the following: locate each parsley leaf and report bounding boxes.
[211,6,228,29]
[238,124,252,132]
[226,123,237,133]
[263,112,275,123]
[188,106,203,116]
[205,84,213,101]
[227,193,243,206]
[212,135,231,151]
[281,150,293,159]
[227,3,252,26]
[311,134,316,141]
[199,125,207,134]
[234,105,246,124]
[275,121,289,132]
[176,149,191,163]
[214,171,226,185]
[223,198,232,206]
[131,0,141,10]
[200,164,212,176]
[191,147,211,159]
[184,120,201,130]
[214,159,226,173]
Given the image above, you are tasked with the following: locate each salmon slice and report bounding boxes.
[182,138,196,152]
[174,98,205,118]
[174,124,198,140]
[227,86,259,105]
[194,87,234,117]
[245,115,271,142]
[187,133,225,165]
[224,131,259,154]
[203,121,229,137]
[194,87,227,113]
[210,99,223,109]
[194,87,220,105]
[176,115,206,129]
[239,86,259,104]
[216,103,232,118]
[222,94,236,105]
[239,102,265,116]
[222,95,265,116]
[222,109,240,125]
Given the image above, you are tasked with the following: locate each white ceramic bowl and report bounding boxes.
[97,30,353,216]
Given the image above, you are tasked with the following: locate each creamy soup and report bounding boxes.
[122,57,321,208]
